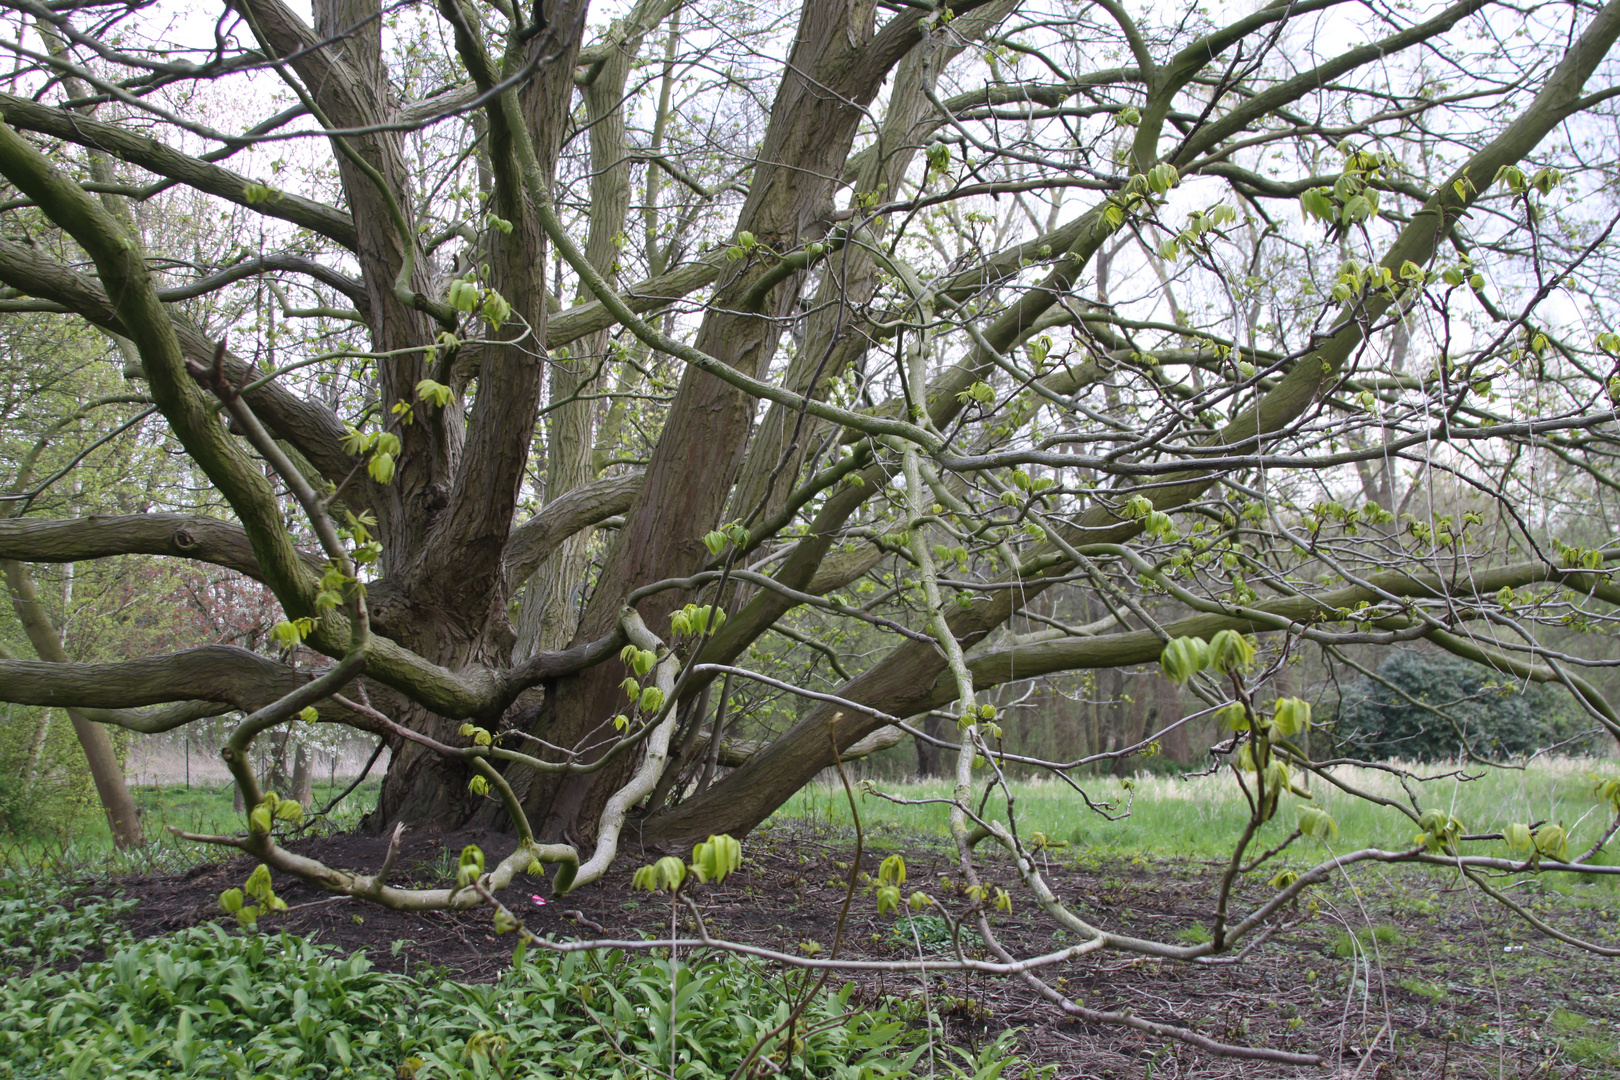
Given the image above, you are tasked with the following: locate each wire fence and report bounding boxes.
[123,735,389,788]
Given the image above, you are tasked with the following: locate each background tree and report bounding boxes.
[1330,647,1578,762]
[0,313,147,845]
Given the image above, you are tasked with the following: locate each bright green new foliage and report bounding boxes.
[0,871,134,978]
[0,922,1042,1080]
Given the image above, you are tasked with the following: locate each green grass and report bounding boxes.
[778,757,1620,866]
[1396,977,1445,1003]
[1173,924,1212,945]
[0,781,381,878]
[1551,1008,1590,1034]
[131,779,381,840]
[1548,1009,1620,1068]
[1563,1035,1620,1069]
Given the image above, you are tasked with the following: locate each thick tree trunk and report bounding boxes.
[66,706,143,847]
[514,23,640,665]
[291,743,313,807]
[23,704,49,780]
[361,0,587,832]
[365,647,491,830]
[514,0,930,844]
[263,728,293,792]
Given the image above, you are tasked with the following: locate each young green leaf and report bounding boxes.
[245,864,274,902]
[1298,806,1338,841]
[1208,630,1256,673]
[1159,637,1209,684]
[633,855,688,893]
[1270,697,1311,737]
[368,451,396,484]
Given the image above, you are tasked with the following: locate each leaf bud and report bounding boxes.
[457,844,486,887]
[1298,806,1337,840]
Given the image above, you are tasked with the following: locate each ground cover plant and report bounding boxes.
[3,0,1620,1068]
[0,869,134,977]
[0,863,1037,1080]
[0,930,1035,1080]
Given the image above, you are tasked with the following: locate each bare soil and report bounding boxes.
[104,819,1620,1079]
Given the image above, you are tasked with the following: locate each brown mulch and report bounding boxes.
[105,819,1620,1079]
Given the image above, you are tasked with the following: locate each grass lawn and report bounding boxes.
[8,757,1617,877]
[780,756,1620,865]
[131,779,382,839]
[0,781,382,875]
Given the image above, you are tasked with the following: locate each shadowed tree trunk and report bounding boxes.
[915,714,946,778]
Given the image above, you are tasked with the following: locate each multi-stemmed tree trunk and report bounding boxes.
[0,0,1617,869]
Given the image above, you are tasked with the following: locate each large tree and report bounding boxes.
[3,0,1620,1052]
